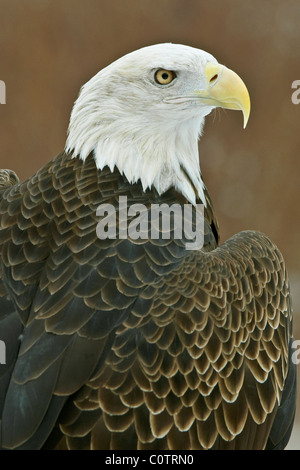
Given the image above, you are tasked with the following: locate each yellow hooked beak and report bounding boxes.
[197,63,251,128]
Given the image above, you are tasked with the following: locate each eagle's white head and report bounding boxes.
[66,43,250,205]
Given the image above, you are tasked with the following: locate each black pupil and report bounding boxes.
[162,72,169,80]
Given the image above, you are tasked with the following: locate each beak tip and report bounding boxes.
[242,108,250,129]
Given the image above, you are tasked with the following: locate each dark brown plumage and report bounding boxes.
[0,151,296,450]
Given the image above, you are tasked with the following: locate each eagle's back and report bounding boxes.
[0,153,296,449]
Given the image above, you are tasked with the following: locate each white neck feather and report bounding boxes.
[65,70,207,206]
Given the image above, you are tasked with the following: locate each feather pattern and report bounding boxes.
[0,151,296,449]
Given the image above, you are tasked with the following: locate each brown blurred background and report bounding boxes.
[0,0,299,449]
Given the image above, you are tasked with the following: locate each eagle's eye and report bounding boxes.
[154,69,176,85]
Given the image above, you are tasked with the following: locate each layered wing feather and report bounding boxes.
[0,153,296,449]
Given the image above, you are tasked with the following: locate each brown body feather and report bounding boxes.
[0,152,296,449]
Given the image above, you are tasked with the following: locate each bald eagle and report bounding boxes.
[0,43,296,450]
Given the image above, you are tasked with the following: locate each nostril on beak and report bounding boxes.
[209,74,218,84]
